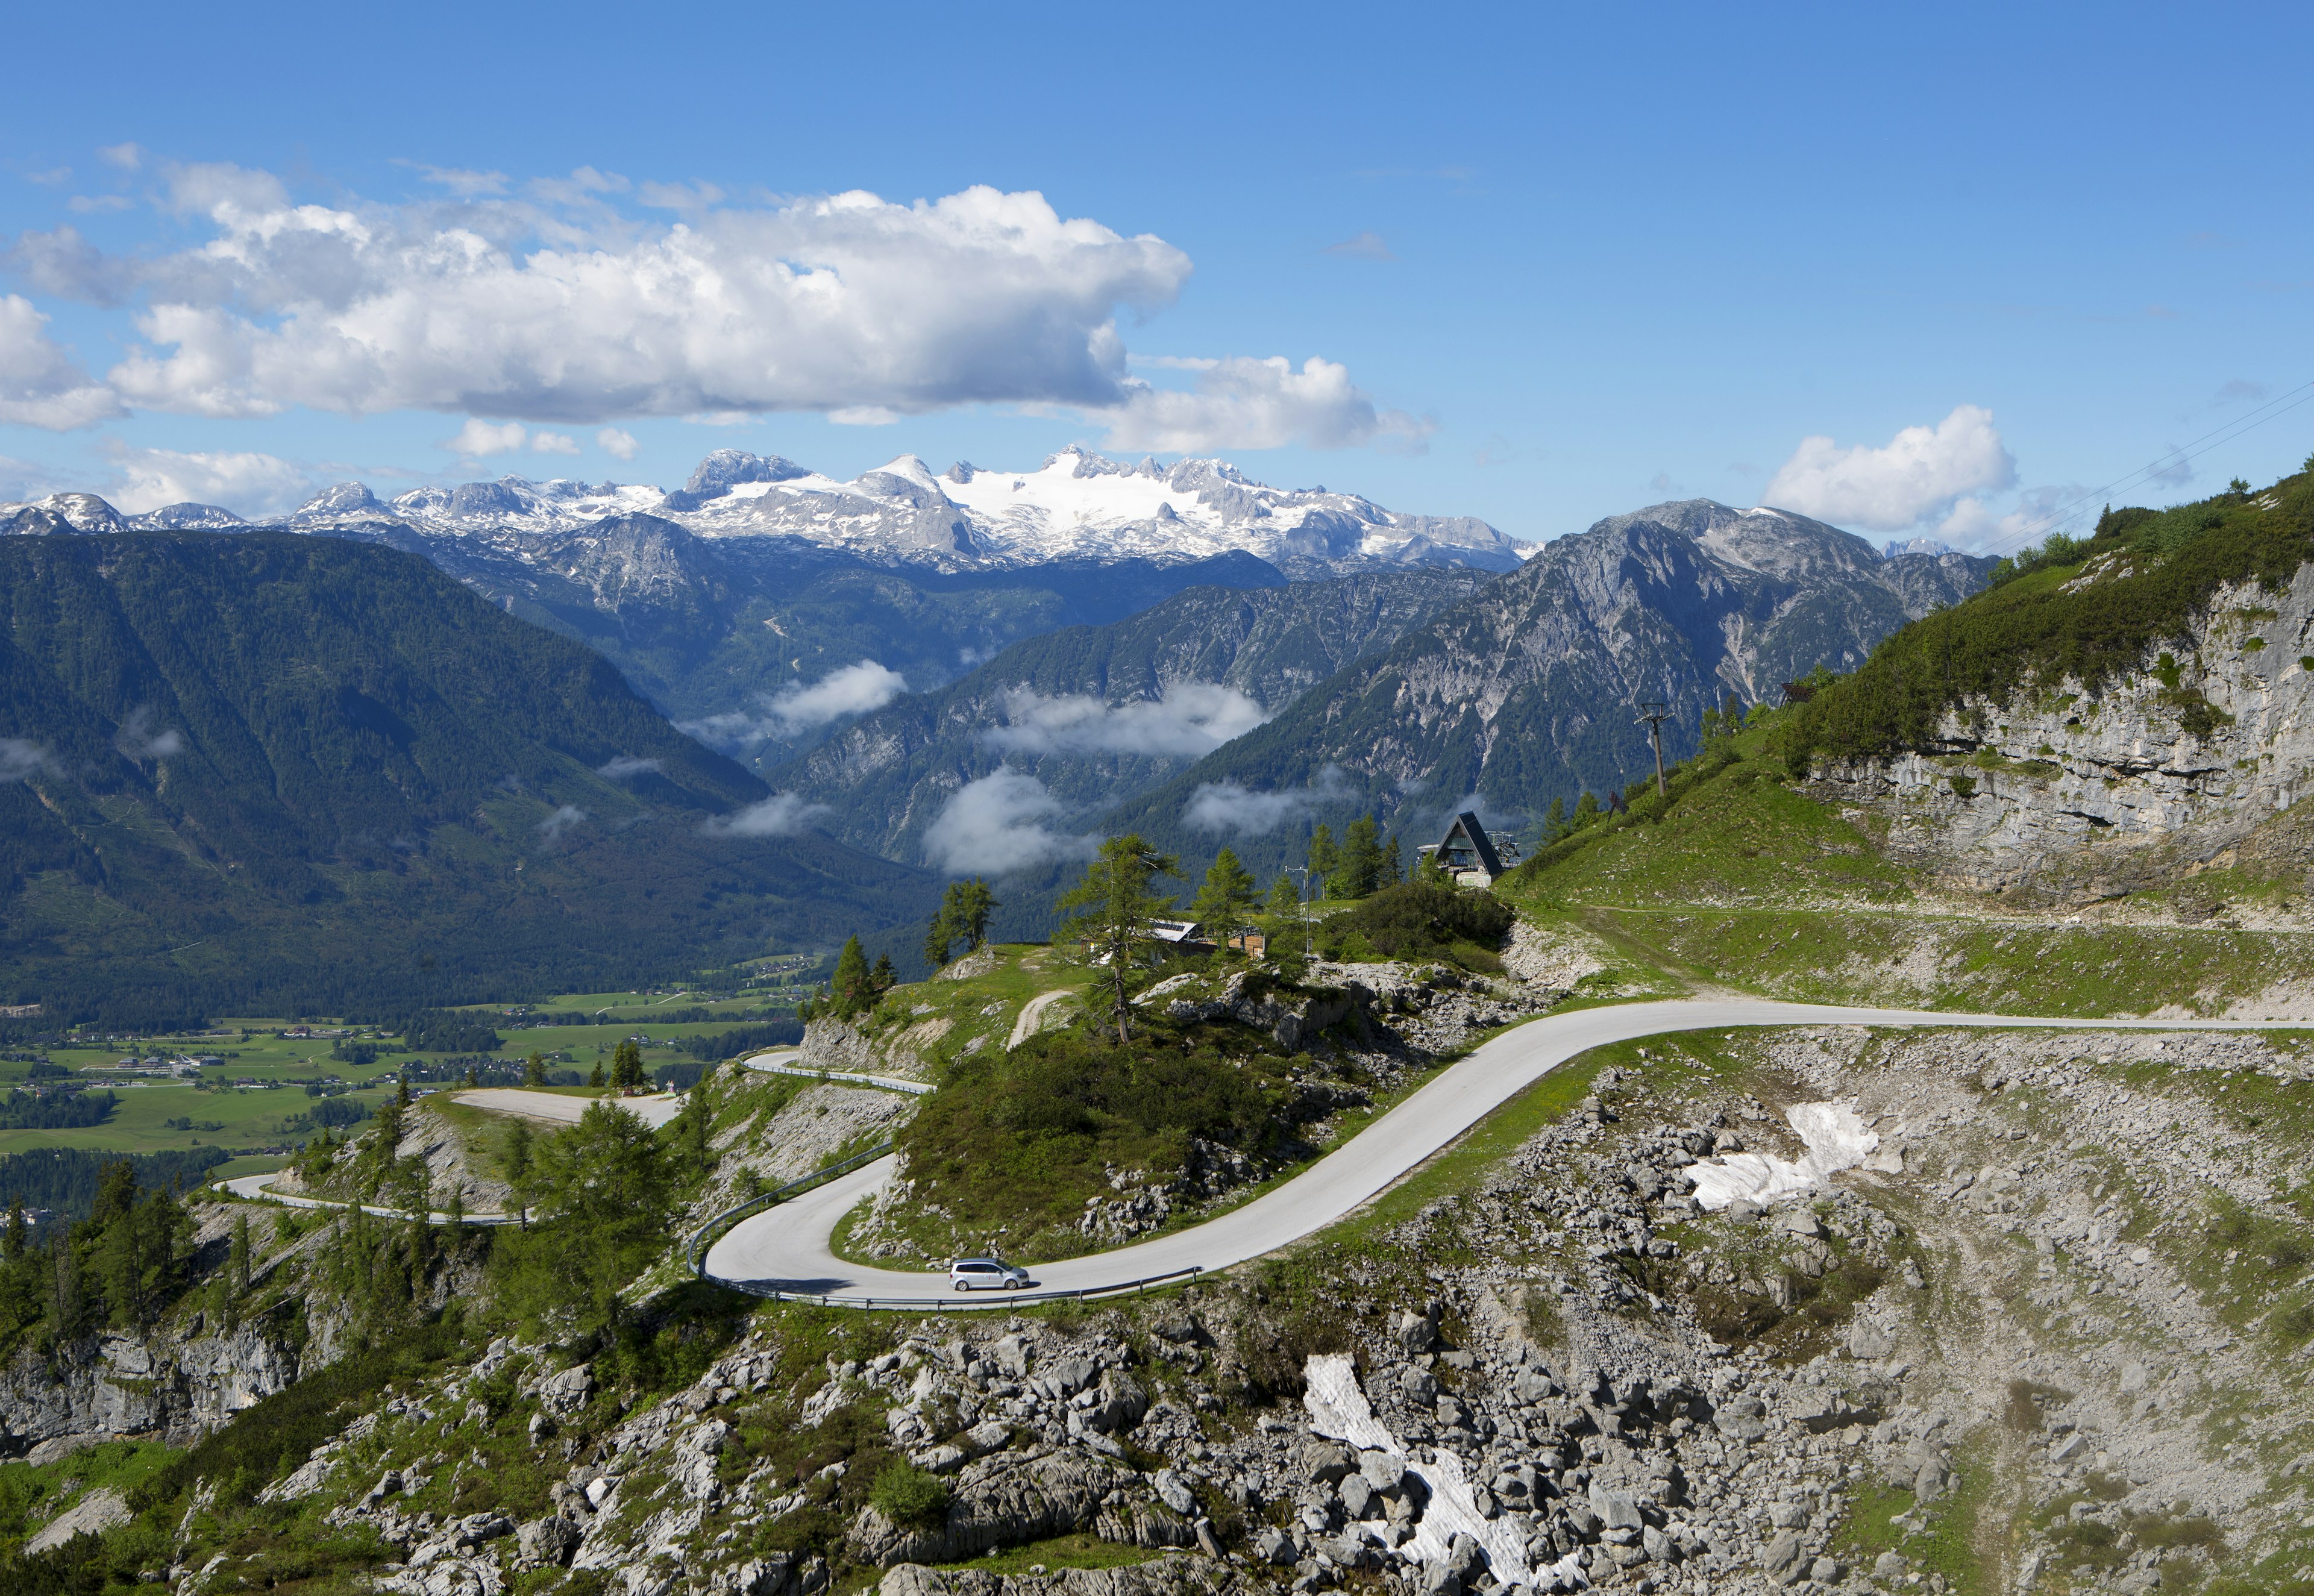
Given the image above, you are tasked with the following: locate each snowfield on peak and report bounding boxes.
[0,445,1528,578]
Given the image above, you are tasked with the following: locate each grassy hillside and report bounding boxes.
[1492,710,2314,1016]
[0,533,933,1028]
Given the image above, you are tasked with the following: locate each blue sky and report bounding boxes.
[2,1,2309,549]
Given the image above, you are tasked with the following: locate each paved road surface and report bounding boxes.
[739,1050,931,1095]
[454,1087,686,1127]
[216,1171,514,1224]
[704,997,2310,1306]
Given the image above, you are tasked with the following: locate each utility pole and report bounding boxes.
[1637,701,1670,798]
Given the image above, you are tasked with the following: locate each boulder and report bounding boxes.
[851,1448,1123,1565]
[516,1515,581,1568]
[1760,1530,1807,1586]
[1154,1469,1198,1517]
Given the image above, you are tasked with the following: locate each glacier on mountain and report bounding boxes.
[2,446,1529,577]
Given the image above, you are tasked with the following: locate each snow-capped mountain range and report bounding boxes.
[0,446,1530,577]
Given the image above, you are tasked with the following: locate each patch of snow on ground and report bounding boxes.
[1685,1101,1880,1211]
[1305,1353,1585,1589]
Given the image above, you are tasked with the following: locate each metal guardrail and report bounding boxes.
[686,1144,1204,1310]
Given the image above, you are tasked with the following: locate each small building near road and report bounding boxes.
[1417,811,1523,887]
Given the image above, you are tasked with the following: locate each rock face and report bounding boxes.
[0,1326,299,1455]
[1110,498,1993,850]
[1810,565,2314,898]
[26,1485,131,1553]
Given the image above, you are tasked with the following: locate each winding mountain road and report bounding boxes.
[703,998,2309,1307]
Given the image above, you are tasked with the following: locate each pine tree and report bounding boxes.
[685,1092,715,1173]
[524,1050,548,1087]
[830,936,873,1017]
[588,1059,605,1089]
[1332,815,1385,900]
[1543,795,1566,840]
[1190,848,1259,944]
[230,1212,251,1296]
[1382,833,1403,886]
[1265,872,1302,920]
[921,906,956,970]
[610,1039,647,1094]
[953,878,998,948]
[870,953,897,995]
[502,1118,533,1227]
[1057,834,1180,1044]
[4,1197,22,1263]
[1306,824,1338,887]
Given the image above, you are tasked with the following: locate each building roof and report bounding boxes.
[1435,812,1505,877]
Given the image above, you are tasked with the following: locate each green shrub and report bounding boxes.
[870,1462,950,1529]
[1326,881,1514,959]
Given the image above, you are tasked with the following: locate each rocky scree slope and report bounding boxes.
[769,570,1496,868]
[1105,501,1992,881]
[183,1014,2314,1596]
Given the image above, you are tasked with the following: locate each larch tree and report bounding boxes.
[1056,834,1180,1045]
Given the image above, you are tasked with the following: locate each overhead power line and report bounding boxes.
[1979,377,2314,556]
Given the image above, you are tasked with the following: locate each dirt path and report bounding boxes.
[1008,987,1073,1049]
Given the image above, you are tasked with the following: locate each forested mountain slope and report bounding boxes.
[771,569,1494,865]
[1103,499,1992,879]
[0,534,932,1027]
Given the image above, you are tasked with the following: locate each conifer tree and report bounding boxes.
[502,1118,533,1227]
[230,1212,251,1297]
[953,878,998,948]
[1306,824,1338,887]
[1058,835,1180,1044]
[830,936,874,1017]
[870,953,897,996]
[1382,833,1403,886]
[1332,815,1385,899]
[1190,848,1259,943]
[588,1059,605,1088]
[1265,872,1302,919]
[524,1050,548,1087]
[610,1039,647,1094]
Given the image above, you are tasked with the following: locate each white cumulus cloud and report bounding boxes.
[2,164,1420,454]
[677,662,909,753]
[102,442,309,515]
[920,768,1095,876]
[764,662,909,733]
[0,295,124,429]
[536,804,588,843]
[0,739,59,782]
[595,427,639,460]
[94,174,1191,425]
[701,792,830,839]
[531,430,580,455]
[1183,766,1357,836]
[444,418,528,457]
[113,706,184,760]
[1099,355,1434,454]
[1763,405,2016,533]
[984,683,1268,760]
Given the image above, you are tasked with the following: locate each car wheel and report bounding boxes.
[953,1280,965,1292]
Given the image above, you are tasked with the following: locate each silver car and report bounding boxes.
[948,1256,1029,1291]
